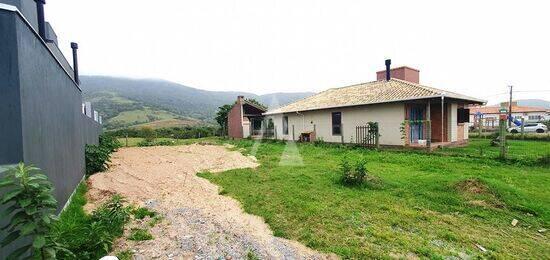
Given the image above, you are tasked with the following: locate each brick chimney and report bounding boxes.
[377,66,420,84]
[237,95,245,104]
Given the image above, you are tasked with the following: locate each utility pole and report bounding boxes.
[508,85,513,127]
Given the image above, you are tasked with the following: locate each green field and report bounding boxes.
[109,108,178,125]
[117,137,218,147]
[199,139,549,259]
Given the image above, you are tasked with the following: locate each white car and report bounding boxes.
[508,123,548,133]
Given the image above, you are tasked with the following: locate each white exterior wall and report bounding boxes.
[267,102,405,146]
[448,103,458,142]
[463,123,469,140]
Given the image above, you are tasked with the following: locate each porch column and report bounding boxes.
[441,95,445,142]
[426,101,431,149]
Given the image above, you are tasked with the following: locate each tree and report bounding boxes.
[245,98,267,110]
[215,104,233,134]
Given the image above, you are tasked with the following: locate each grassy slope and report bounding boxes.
[109,108,178,124]
[200,139,550,259]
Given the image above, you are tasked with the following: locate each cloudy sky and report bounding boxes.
[46,0,549,104]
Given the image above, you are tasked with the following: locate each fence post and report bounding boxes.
[375,123,380,149]
[521,118,525,140]
[499,118,507,158]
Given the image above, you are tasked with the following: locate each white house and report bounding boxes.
[264,61,486,147]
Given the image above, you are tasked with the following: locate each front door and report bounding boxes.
[409,106,425,143]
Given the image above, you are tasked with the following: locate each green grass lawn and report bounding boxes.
[437,138,550,162]
[199,139,550,259]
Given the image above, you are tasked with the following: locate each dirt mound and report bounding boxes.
[455,178,504,208]
[455,178,489,194]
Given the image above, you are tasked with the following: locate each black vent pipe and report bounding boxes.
[71,42,80,84]
[35,0,47,40]
[385,59,391,81]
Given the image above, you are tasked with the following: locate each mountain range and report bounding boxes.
[80,75,313,129]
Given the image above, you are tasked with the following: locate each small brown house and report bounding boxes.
[227,96,267,139]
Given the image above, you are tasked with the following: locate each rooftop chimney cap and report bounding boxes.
[385,59,391,81]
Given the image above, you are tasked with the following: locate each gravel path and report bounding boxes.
[86,144,336,259]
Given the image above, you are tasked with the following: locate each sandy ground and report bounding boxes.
[86,144,335,259]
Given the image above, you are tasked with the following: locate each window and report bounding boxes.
[457,108,470,123]
[528,115,541,121]
[283,116,289,135]
[332,112,342,135]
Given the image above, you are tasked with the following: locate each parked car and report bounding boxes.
[508,123,548,133]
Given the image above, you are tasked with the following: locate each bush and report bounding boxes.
[0,163,73,259]
[128,228,153,241]
[132,207,156,220]
[50,193,131,259]
[538,153,550,167]
[137,140,155,147]
[339,157,369,186]
[141,127,156,143]
[85,134,121,175]
[156,139,176,146]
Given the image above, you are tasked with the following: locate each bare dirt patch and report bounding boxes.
[86,144,335,259]
[455,178,504,208]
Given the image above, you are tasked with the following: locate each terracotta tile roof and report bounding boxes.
[469,105,549,115]
[265,78,485,115]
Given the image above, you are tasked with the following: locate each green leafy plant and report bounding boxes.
[155,140,175,146]
[339,157,369,186]
[49,188,131,259]
[85,134,121,175]
[0,163,73,259]
[141,126,156,143]
[137,140,155,147]
[128,228,153,241]
[132,207,156,220]
[117,250,134,260]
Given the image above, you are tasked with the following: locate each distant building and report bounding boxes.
[469,102,549,128]
[227,96,268,139]
[264,61,485,147]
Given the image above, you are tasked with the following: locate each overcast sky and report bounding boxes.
[46,0,549,104]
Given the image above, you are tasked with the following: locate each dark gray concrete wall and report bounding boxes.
[0,0,37,30]
[0,8,101,258]
[14,11,90,208]
[83,114,102,145]
[0,11,24,165]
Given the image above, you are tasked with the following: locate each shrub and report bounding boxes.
[50,194,131,259]
[137,140,155,147]
[99,134,121,153]
[85,134,121,175]
[132,207,156,220]
[0,163,73,259]
[156,140,176,146]
[141,127,156,143]
[538,153,550,167]
[313,138,326,147]
[85,145,111,175]
[339,157,368,186]
[128,228,153,241]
